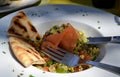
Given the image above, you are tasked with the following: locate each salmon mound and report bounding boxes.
[41,23,79,52]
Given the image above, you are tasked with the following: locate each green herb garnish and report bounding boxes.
[2,51,6,54]
[29,74,34,77]
[98,26,101,29]
[97,21,100,23]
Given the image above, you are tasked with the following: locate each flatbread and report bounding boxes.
[7,11,41,41]
[9,37,45,67]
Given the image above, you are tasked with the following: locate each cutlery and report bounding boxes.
[42,46,120,75]
[87,36,120,44]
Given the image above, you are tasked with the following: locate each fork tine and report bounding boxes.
[46,46,65,56]
[43,46,66,62]
[46,46,66,57]
[58,48,67,53]
[42,49,62,62]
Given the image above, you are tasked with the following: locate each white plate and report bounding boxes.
[0,0,40,13]
[0,4,120,77]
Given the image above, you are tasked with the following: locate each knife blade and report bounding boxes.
[87,36,120,44]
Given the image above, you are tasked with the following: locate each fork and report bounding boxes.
[42,46,120,75]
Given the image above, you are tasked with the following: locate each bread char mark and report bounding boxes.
[36,35,41,40]
[27,21,37,33]
[18,46,34,62]
[18,11,37,33]
[8,26,23,36]
[14,19,27,32]
[12,38,40,60]
[27,47,40,59]
[8,11,41,41]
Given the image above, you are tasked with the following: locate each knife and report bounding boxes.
[87,36,120,44]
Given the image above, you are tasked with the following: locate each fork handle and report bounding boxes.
[86,61,120,75]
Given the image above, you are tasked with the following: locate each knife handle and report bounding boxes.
[86,61,120,75]
[112,36,120,43]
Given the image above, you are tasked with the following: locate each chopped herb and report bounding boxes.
[31,13,35,16]
[12,69,15,72]
[117,24,120,26]
[97,21,100,23]
[29,74,34,77]
[20,73,23,76]
[86,13,88,16]
[2,51,6,54]
[46,60,54,66]
[82,14,85,16]
[75,11,79,13]
[98,26,101,29]
[1,42,6,45]
[46,11,49,14]
[31,13,37,16]
[43,71,46,73]
[55,8,59,10]
[17,75,20,77]
[38,15,41,17]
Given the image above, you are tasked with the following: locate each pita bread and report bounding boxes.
[7,11,41,41]
[9,37,45,67]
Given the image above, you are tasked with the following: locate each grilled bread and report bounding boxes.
[9,37,45,67]
[7,11,41,41]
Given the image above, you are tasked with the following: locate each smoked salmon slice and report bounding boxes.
[59,23,79,52]
[41,23,79,52]
[41,33,64,49]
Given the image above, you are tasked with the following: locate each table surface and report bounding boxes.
[0,0,120,18]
